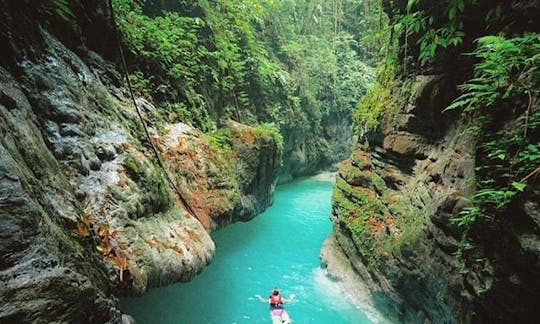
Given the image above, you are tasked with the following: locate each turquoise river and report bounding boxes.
[120,175,386,323]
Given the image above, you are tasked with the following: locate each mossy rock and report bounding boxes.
[333,178,385,227]
[121,155,172,219]
[371,172,387,193]
[351,149,371,170]
[123,156,141,180]
[339,164,373,187]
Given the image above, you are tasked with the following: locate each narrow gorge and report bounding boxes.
[1,0,539,323]
[1,0,367,322]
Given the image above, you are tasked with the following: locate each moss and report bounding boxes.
[140,169,172,215]
[382,78,411,132]
[204,129,233,155]
[378,191,429,256]
[371,172,386,193]
[351,149,371,169]
[120,154,173,219]
[253,122,283,153]
[386,214,424,254]
[354,81,395,133]
[333,175,430,266]
[332,178,387,262]
[339,164,372,186]
[205,139,237,188]
[93,86,117,113]
[123,156,141,179]
[331,184,359,222]
[335,177,380,207]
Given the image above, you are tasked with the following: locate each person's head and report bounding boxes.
[272,287,280,296]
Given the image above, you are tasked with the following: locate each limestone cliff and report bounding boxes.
[0,1,280,322]
[279,110,354,183]
[323,0,540,323]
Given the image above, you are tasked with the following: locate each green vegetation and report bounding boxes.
[446,34,540,113]
[354,81,392,135]
[332,177,387,265]
[353,3,397,134]
[120,155,173,217]
[447,34,540,254]
[253,123,283,153]
[359,2,540,216]
[123,155,141,178]
[112,0,378,163]
[398,0,476,60]
[204,129,233,155]
[386,2,540,272]
[43,0,74,23]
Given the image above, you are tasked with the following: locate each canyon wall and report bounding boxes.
[322,0,540,322]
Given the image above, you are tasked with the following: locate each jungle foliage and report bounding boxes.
[111,0,378,151]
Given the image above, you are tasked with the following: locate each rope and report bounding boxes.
[107,0,203,226]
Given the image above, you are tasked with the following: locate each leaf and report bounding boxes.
[449,6,457,20]
[97,242,113,256]
[511,181,527,192]
[98,224,110,239]
[406,0,420,11]
[457,0,465,12]
[80,215,93,227]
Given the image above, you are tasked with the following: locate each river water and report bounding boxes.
[120,175,383,323]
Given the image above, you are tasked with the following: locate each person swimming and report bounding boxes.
[256,287,295,324]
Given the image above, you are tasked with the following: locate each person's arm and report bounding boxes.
[281,294,296,303]
[255,294,268,303]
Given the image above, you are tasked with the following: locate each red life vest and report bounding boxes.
[270,295,283,308]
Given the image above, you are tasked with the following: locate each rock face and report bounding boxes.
[279,111,353,183]
[0,1,280,322]
[325,77,474,323]
[323,1,540,323]
[156,120,280,230]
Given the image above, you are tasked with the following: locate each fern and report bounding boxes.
[44,0,74,23]
[399,0,477,60]
[446,34,540,112]
[450,34,540,268]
